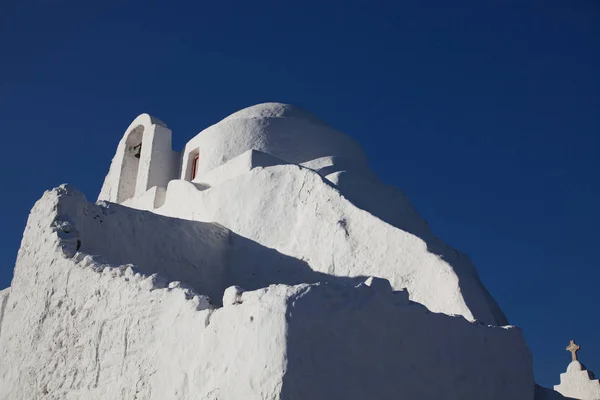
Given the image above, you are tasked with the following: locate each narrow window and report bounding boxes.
[191,154,199,180]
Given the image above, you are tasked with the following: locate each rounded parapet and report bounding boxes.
[125,113,167,131]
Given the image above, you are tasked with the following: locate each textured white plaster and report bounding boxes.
[181,103,370,177]
[301,155,374,179]
[122,186,167,209]
[222,285,245,306]
[155,162,506,325]
[0,185,534,398]
[569,361,585,373]
[0,288,9,340]
[0,103,543,398]
[134,124,179,197]
[554,361,600,399]
[195,149,285,187]
[102,104,505,325]
[98,114,178,204]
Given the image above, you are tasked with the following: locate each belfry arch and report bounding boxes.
[117,125,145,203]
[98,113,178,206]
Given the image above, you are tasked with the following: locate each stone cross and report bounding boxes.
[566,340,580,362]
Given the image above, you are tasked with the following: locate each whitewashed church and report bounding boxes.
[0,103,597,399]
[99,103,372,210]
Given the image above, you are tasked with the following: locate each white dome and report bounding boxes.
[184,103,369,175]
[221,102,327,125]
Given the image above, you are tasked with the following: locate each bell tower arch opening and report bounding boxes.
[117,125,145,203]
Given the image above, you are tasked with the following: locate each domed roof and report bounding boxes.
[184,103,369,175]
[221,103,327,126]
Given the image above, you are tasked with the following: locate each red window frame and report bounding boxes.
[191,154,199,180]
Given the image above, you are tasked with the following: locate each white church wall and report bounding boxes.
[119,125,144,202]
[0,287,9,339]
[98,114,177,204]
[121,186,168,212]
[554,361,600,400]
[180,103,370,177]
[0,185,216,398]
[194,149,286,187]
[97,104,508,326]
[80,188,231,303]
[0,184,534,399]
[272,282,533,400]
[135,124,179,197]
[324,170,434,240]
[0,103,550,399]
[300,155,376,179]
[156,163,507,326]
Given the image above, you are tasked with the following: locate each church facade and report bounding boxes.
[99,103,370,210]
[97,103,510,327]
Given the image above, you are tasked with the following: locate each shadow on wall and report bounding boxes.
[278,283,533,400]
[76,199,365,306]
[225,232,366,299]
[330,170,509,325]
[534,385,575,400]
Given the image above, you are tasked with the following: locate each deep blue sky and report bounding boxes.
[0,0,597,388]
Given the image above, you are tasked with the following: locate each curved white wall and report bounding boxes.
[181,103,370,179]
[156,164,508,326]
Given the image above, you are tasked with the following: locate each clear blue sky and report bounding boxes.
[0,0,597,388]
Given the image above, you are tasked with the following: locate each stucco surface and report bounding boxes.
[100,105,507,325]
[0,103,557,398]
[0,186,534,399]
[99,114,178,204]
[554,361,600,400]
[154,158,506,325]
[181,103,370,177]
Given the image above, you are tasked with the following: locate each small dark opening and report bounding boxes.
[191,154,199,180]
[133,143,142,159]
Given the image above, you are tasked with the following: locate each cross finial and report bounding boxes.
[566,340,580,362]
